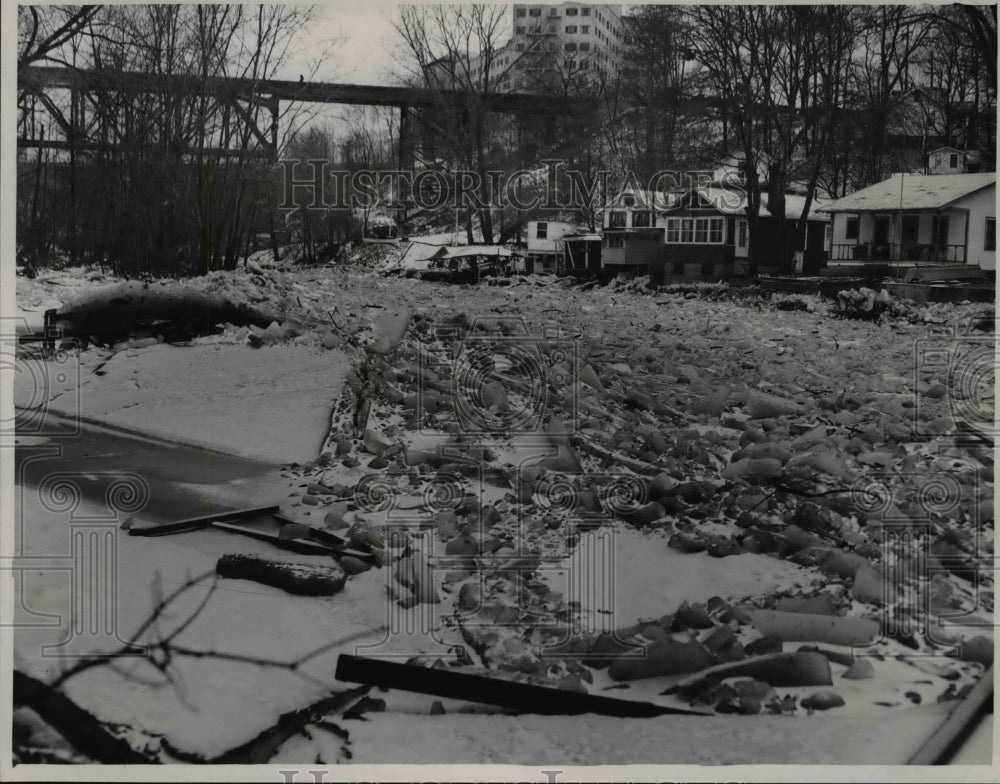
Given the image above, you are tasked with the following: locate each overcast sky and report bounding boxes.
[299,2,403,85]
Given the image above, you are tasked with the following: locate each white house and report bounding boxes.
[523,218,579,273]
[820,172,996,271]
[927,147,984,175]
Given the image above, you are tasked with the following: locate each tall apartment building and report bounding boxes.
[468,3,625,93]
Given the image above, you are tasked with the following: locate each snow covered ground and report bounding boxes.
[8,260,995,770]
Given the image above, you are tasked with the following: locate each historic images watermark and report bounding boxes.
[3,316,151,659]
[276,160,747,213]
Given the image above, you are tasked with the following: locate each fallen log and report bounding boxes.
[334,654,711,717]
[216,554,347,596]
[13,670,154,764]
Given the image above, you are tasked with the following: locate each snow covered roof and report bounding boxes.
[769,193,830,222]
[394,242,441,270]
[695,186,829,221]
[819,173,996,212]
[420,245,513,261]
[608,188,679,211]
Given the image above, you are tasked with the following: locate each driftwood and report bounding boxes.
[13,670,154,763]
[16,668,370,764]
[216,553,347,596]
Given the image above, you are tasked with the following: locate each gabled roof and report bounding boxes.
[421,245,512,261]
[608,188,680,211]
[693,185,829,221]
[819,173,996,212]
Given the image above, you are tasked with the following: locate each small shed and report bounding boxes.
[559,232,602,276]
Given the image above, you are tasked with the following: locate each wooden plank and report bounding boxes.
[210,521,333,555]
[270,513,377,563]
[334,654,711,717]
[907,665,993,765]
[129,505,280,537]
[904,265,986,284]
[272,512,347,545]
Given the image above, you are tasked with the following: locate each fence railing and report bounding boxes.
[830,243,967,263]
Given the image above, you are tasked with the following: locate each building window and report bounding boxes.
[985,218,995,251]
[666,217,724,244]
[517,8,526,17]
[566,7,578,16]
[738,219,748,247]
[845,217,859,240]
[582,7,591,15]
[605,234,624,248]
[633,212,651,227]
[565,25,577,33]
[516,42,525,50]
[529,8,541,16]
[609,211,626,228]
[516,26,525,34]
[536,221,548,239]
[565,42,577,51]
[950,153,959,168]
[709,219,724,243]
[581,25,589,33]
[932,214,950,246]
[681,218,693,243]
[579,42,590,51]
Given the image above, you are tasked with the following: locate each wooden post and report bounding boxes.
[268,95,280,161]
[398,103,413,236]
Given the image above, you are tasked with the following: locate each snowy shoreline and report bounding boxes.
[11,261,994,765]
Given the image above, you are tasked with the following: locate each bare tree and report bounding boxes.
[17,4,101,69]
[394,4,517,244]
[689,5,860,273]
[17,4,333,276]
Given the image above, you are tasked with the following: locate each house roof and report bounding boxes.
[695,186,830,221]
[609,188,679,211]
[819,173,997,212]
[420,245,513,261]
[771,193,830,222]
